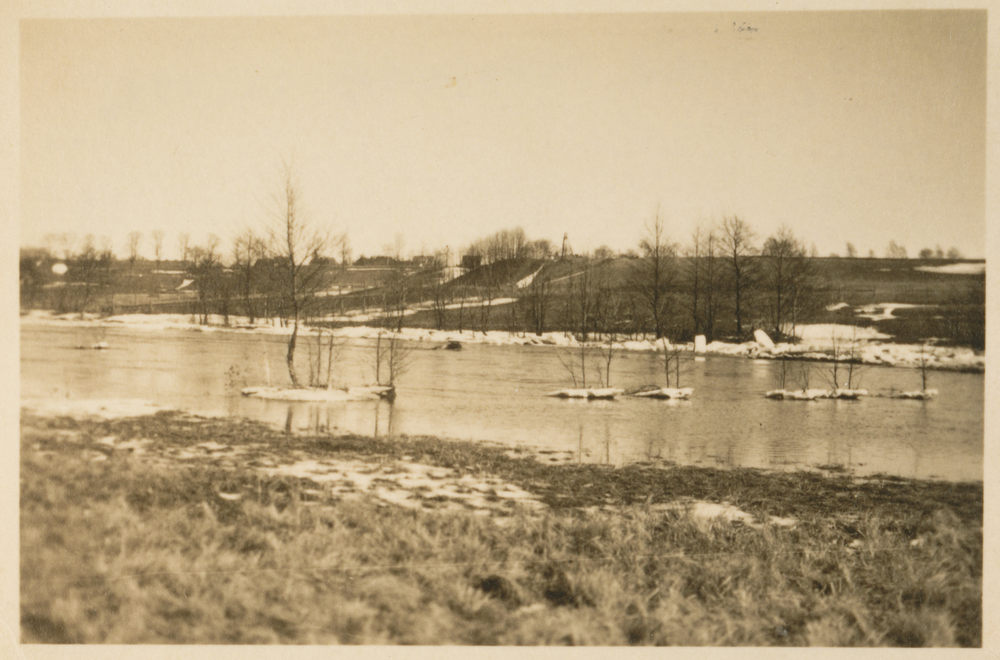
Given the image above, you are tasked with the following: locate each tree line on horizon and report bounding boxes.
[20,162,976,355]
[20,217,975,339]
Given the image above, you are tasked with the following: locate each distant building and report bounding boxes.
[461,254,482,270]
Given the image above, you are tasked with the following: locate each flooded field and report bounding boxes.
[20,324,983,481]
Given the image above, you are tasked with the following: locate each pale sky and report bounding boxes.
[19,11,987,260]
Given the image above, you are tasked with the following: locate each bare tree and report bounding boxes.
[177,233,191,265]
[67,235,102,316]
[569,258,598,342]
[339,236,352,268]
[19,247,53,309]
[372,324,414,391]
[826,325,868,391]
[701,228,721,341]
[232,229,269,323]
[594,283,624,387]
[557,344,593,389]
[761,226,812,338]
[593,245,615,260]
[633,211,678,339]
[305,324,346,389]
[266,164,334,388]
[382,333,413,388]
[126,231,142,263]
[685,225,704,337]
[151,230,165,272]
[527,238,553,260]
[467,226,530,264]
[188,235,221,325]
[520,272,552,336]
[685,224,724,338]
[720,216,757,340]
[917,343,931,391]
[392,233,406,262]
[455,284,468,334]
[886,240,908,259]
[125,231,143,301]
[45,232,76,261]
[431,278,452,331]
[659,338,687,388]
[796,360,813,391]
[381,266,411,333]
[773,358,793,391]
[473,264,505,336]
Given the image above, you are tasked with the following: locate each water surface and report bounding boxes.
[20,324,983,481]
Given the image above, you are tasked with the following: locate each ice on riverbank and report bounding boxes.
[765,389,868,401]
[546,388,624,400]
[241,385,394,402]
[632,387,693,400]
[21,310,983,372]
[891,389,938,400]
[765,389,830,401]
[75,341,109,350]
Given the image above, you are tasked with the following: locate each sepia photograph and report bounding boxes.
[9,2,991,651]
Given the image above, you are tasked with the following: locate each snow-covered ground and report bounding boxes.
[914,263,985,275]
[21,309,984,371]
[854,303,926,322]
[515,266,544,289]
[794,324,890,342]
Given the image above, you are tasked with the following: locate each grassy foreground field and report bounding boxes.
[21,410,982,646]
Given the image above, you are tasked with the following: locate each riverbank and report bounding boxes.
[20,309,986,372]
[21,408,982,646]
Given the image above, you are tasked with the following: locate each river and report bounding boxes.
[20,324,983,481]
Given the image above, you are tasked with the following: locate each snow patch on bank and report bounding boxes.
[915,263,985,275]
[855,303,925,322]
[515,267,544,289]
[794,324,890,342]
[588,499,797,528]
[22,311,983,371]
[247,456,545,514]
[241,386,392,402]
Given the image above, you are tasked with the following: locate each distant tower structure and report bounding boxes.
[561,233,572,260]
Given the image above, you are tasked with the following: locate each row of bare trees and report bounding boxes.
[684,216,816,342]
[465,227,555,264]
[434,213,816,346]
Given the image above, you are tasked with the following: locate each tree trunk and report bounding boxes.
[287,317,300,387]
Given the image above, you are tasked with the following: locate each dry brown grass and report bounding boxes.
[21,411,981,646]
